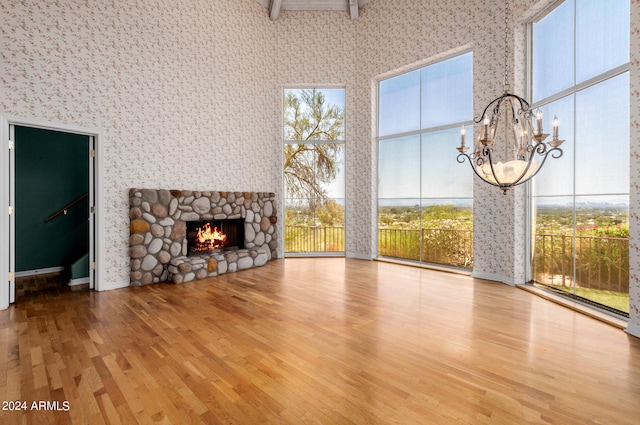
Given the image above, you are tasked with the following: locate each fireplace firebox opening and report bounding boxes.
[186,219,245,256]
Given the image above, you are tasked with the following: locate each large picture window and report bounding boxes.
[283,88,345,254]
[529,0,630,315]
[377,52,473,268]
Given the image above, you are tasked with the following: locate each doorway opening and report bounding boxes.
[1,116,103,309]
[14,127,90,298]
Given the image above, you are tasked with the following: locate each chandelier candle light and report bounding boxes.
[456,0,564,194]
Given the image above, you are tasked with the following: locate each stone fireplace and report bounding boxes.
[129,189,278,286]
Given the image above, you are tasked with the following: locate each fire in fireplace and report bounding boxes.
[186,219,245,255]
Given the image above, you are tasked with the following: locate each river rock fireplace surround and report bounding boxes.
[129,188,278,286]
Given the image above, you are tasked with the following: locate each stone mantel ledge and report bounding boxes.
[128,188,278,286]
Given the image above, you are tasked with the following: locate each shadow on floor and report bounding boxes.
[15,272,88,301]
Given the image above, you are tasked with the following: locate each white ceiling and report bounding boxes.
[255,0,371,20]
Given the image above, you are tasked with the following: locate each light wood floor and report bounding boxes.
[1,258,639,424]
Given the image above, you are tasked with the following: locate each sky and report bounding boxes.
[531,0,629,204]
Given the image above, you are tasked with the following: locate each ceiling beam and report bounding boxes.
[270,0,283,21]
[349,0,358,20]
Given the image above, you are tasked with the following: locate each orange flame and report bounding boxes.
[195,223,227,251]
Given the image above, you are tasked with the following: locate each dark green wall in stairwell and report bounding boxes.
[15,126,89,273]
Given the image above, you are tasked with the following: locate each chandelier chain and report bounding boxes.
[456,0,564,194]
[503,0,510,93]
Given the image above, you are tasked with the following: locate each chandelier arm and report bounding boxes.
[475,93,508,123]
[550,148,563,159]
[476,93,533,125]
[506,153,538,186]
[507,98,519,126]
[534,141,548,155]
[457,153,501,187]
[533,147,564,169]
[505,93,531,111]
[512,146,565,187]
[510,94,534,128]
[483,146,501,184]
[456,153,470,164]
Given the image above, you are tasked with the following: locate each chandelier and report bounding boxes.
[456,0,564,194]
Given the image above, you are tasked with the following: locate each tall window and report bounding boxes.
[283,88,345,254]
[529,0,630,315]
[377,52,473,268]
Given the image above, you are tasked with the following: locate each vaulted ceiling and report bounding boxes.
[255,0,370,20]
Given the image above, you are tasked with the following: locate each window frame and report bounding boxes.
[282,86,347,256]
[525,0,630,314]
[376,51,474,268]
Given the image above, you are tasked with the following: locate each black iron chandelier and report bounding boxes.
[456,0,564,194]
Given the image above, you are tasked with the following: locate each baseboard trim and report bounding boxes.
[626,322,640,339]
[471,271,525,286]
[285,252,345,258]
[346,252,372,260]
[100,280,130,291]
[518,284,629,331]
[68,277,90,287]
[15,266,65,277]
[373,257,471,276]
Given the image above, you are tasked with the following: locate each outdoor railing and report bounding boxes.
[285,225,345,252]
[532,233,629,293]
[378,227,474,269]
[285,226,628,295]
[374,229,627,292]
[285,225,474,269]
[378,228,420,261]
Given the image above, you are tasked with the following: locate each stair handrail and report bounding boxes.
[44,192,89,223]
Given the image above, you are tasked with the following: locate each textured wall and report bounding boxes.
[628,0,640,336]
[1,0,277,287]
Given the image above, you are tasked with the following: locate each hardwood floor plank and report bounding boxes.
[1,258,640,424]
[95,393,121,425]
[101,352,146,417]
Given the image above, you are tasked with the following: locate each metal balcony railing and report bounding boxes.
[285,225,345,253]
[285,226,628,294]
[378,227,474,269]
[532,233,629,293]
